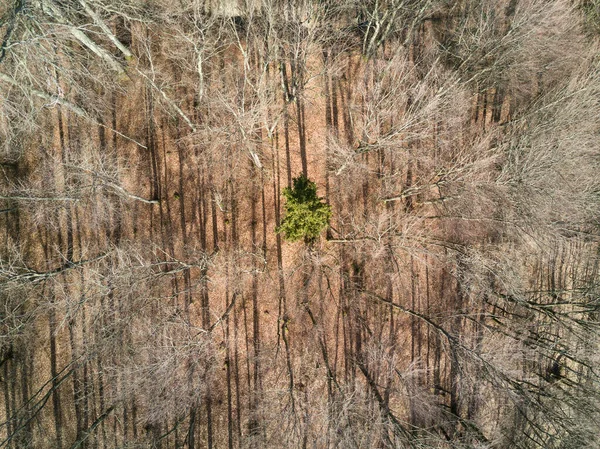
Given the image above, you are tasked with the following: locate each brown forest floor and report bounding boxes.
[1,2,600,448]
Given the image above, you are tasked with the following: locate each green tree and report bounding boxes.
[277,175,332,243]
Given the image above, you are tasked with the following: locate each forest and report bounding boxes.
[1,0,600,447]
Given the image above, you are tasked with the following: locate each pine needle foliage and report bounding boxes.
[277,175,332,243]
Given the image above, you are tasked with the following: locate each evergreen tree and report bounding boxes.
[277,175,332,243]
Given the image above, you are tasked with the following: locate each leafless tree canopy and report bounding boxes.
[1,0,600,448]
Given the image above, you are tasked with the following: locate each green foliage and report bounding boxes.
[277,175,332,243]
[582,0,600,34]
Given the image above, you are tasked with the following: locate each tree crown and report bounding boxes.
[277,175,332,243]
